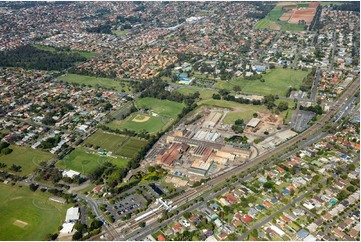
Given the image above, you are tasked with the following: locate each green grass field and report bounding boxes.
[280,22,306,31]
[214,68,309,97]
[112,30,130,36]
[254,5,306,32]
[176,87,217,100]
[32,44,99,59]
[0,183,68,240]
[107,113,169,134]
[254,19,275,29]
[222,105,268,124]
[319,2,343,6]
[297,3,309,8]
[57,148,129,175]
[198,99,246,109]
[0,145,55,176]
[135,97,185,118]
[84,130,147,158]
[58,74,131,92]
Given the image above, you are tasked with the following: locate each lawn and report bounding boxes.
[57,148,129,175]
[107,113,170,134]
[276,99,296,125]
[57,74,131,92]
[0,145,55,176]
[135,97,185,118]
[176,87,217,100]
[112,30,130,36]
[222,105,268,124]
[214,68,309,97]
[83,130,147,158]
[0,183,68,241]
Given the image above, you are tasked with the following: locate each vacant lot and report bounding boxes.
[0,145,55,176]
[58,74,131,92]
[57,148,128,175]
[135,97,185,118]
[222,105,268,124]
[280,23,306,31]
[214,68,309,97]
[0,183,68,241]
[84,130,147,158]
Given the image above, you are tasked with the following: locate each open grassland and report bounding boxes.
[135,97,185,118]
[32,44,99,59]
[222,105,268,124]
[83,130,147,158]
[58,74,131,92]
[297,3,309,8]
[112,30,130,36]
[0,145,55,176]
[254,19,275,29]
[280,22,306,31]
[0,183,68,241]
[57,148,128,175]
[107,113,169,134]
[319,2,344,6]
[176,87,217,100]
[214,68,309,97]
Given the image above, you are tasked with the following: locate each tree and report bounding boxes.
[277,101,289,112]
[140,221,146,227]
[183,211,191,219]
[233,85,241,92]
[253,113,258,118]
[72,231,82,241]
[1,147,13,155]
[29,183,39,192]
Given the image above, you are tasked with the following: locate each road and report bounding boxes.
[310,68,320,103]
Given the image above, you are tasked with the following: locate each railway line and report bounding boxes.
[99,78,359,241]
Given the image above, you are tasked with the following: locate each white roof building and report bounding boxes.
[65,207,80,223]
[59,222,75,234]
[62,170,80,179]
[269,225,285,236]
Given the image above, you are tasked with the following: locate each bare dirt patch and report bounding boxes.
[13,220,28,228]
[132,115,150,123]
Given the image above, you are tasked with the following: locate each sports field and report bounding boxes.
[254,5,306,31]
[0,145,55,176]
[214,68,309,97]
[0,183,68,241]
[107,113,169,134]
[135,97,185,118]
[57,148,129,175]
[58,74,131,92]
[83,130,147,158]
[177,87,217,100]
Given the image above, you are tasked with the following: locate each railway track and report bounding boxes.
[102,78,359,240]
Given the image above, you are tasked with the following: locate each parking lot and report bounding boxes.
[106,194,146,219]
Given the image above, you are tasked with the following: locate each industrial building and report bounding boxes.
[202,112,223,128]
[246,118,261,128]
